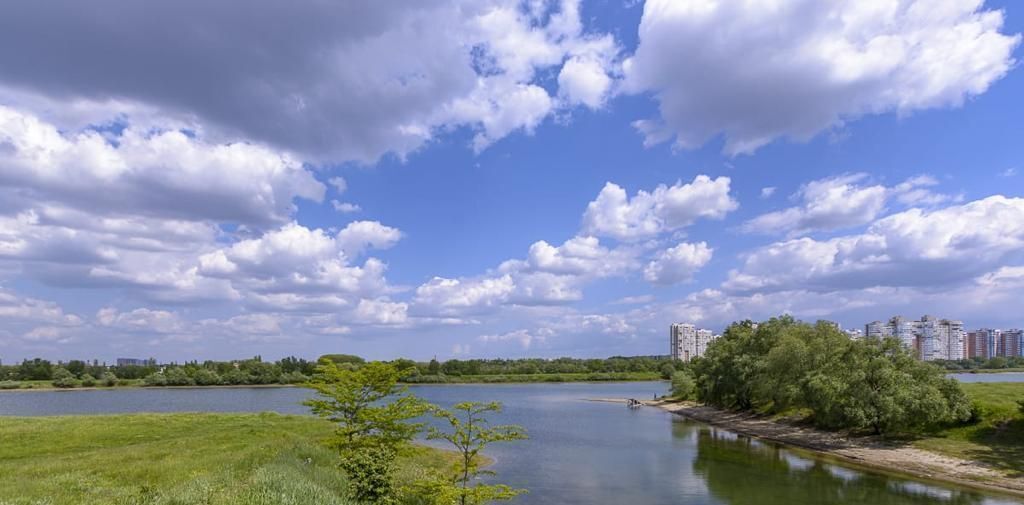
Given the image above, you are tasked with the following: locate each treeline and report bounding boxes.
[405,355,678,379]
[679,316,973,436]
[0,356,318,389]
[935,356,1024,371]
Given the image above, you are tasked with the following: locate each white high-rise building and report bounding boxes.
[866,315,964,361]
[670,323,719,362]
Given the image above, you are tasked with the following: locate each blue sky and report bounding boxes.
[0,0,1022,362]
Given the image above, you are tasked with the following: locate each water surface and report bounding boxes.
[0,382,1019,504]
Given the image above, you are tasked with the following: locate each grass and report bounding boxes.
[0,413,454,505]
[914,382,1024,477]
[402,371,662,383]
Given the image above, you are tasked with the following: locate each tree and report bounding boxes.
[51,368,79,388]
[428,358,441,375]
[100,372,119,387]
[192,369,222,386]
[304,360,428,503]
[421,402,527,505]
[670,370,696,400]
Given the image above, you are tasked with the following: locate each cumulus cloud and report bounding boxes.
[0,106,324,227]
[743,173,956,236]
[742,174,887,235]
[0,0,620,162]
[623,0,1020,155]
[331,201,362,214]
[581,175,737,241]
[726,195,1024,293]
[643,241,713,285]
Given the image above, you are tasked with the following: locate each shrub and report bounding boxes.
[143,372,168,386]
[192,369,222,386]
[670,370,696,400]
[100,372,119,387]
[278,371,308,384]
[222,368,250,385]
[51,368,79,388]
[80,374,96,387]
[164,367,194,386]
[0,380,20,390]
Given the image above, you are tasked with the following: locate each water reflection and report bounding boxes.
[683,419,1016,505]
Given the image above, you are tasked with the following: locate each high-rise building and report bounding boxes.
[999,329,1022,358]
[670,323,719,362]
[863,315,964,361]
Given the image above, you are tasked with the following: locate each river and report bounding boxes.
[0,382,1019,504]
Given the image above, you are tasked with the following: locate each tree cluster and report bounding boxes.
[690,316,973,435]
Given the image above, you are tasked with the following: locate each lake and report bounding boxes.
[1,382,1020,505]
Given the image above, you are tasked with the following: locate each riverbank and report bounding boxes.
[593,387,1024,499]
[0,412,454,505]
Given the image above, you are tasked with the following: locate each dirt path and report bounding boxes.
[590,398,1024,499]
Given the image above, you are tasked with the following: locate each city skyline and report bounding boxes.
[0,1,1022,363]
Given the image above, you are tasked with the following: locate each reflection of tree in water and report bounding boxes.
[679,420,989,505]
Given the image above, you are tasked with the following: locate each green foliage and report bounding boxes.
[339,446,398,504]
[692,316,973,435]
[52,367,80,388]
[421,402,527,505]
[278,370,309,384]
[659,363,676,380]
[192,369,223,386]
[143,372,168,386]
[80,374,96,387]
[304,361,429,502]
[0,380,20,390]
[100,372,119,387]
[320,354,367,366]
[670,370,696,400]
[164,367,195,386]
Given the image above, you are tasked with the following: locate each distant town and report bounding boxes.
[671,316,1024,363]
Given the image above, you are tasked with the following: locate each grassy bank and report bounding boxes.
[0,413,452,505]
[402,371,662,383]
[914,382,1024,476]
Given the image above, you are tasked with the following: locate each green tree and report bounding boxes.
[192,368,222,386]
[79,374,96,387]
[427,358,441,375]
[304,360,428,503]
[51,367,79,388]
[421,402,527,505]
[670,370,696,400]
[100,372,119,387]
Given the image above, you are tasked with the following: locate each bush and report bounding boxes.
[51,368,79,388]
[164,367,194,386]
[278,371,308,384]
[80,374,96,387]
[340,446,397,504]
[192,369,222,386]
[0,380,20,390]
[143,372,168,386]
[670,370,696,400]
[100,372,119,387]
[222,368,250,385]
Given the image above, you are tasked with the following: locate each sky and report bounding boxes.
[0,0,1022,363]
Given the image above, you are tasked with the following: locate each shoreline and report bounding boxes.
[593,398,1024,499]
[1,379,667,393]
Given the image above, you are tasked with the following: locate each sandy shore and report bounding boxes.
[590,398,1024,499]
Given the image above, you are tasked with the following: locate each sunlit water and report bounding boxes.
[1,382,1020,504]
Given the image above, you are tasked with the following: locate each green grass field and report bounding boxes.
[914,382,1024,476]
[0,413,452,505]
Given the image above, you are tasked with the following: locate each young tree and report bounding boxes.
[670,370,696,400]
[422,402,527,505]
[304,360,428,503]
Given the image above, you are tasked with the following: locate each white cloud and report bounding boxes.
[0,106,324,227]
[743,174,887,235]
[581,175,737,241]
[760,187,777,199]
[743,173,957,236]
[336,221,402,259]
[623,0,1020,155]
[478,328,552,349]
[331,201,361,214]
[0,1,621,162]
[643,241,713,285]
[1001,168,1018,177]
[726,195,1024,293]
[558,55,614,109]
[328,177,348,194]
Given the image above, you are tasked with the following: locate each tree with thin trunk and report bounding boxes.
[421,401,527,505]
